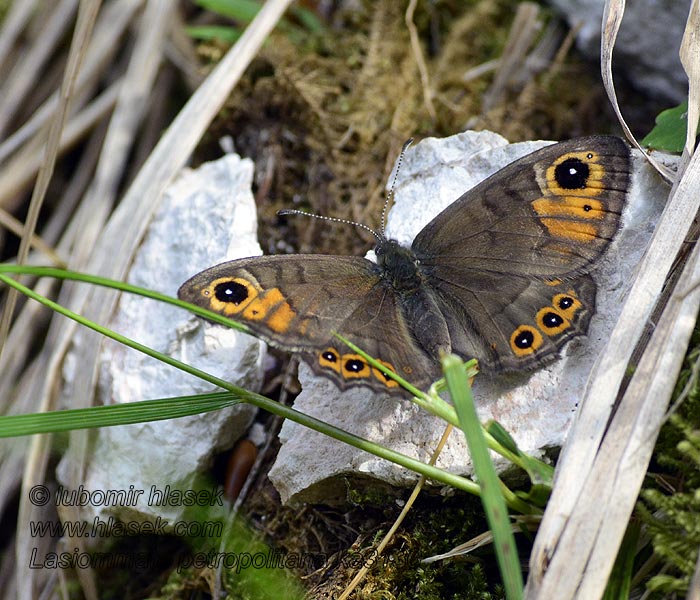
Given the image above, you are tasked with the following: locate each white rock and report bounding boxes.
[57,153,265,524]
[268,130,670,505]
[547,0,690,102]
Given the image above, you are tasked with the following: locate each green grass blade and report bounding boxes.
[0,393,240,437]
[185,25,241,42]
[195,0,262,22]
[603,520,641,600]
[443,353,524,600]
[0,264,252,332]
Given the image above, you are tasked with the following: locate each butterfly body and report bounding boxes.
[178,135,631,395]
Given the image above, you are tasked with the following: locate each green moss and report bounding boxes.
[638,414,700,595]
[143,518,306,600]
[307,494,509,599]
[637,324,700,595]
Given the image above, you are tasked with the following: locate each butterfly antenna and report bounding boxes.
[381,138,414,234]
[277,209,383,242]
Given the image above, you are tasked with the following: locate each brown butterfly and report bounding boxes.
[179,136,630,395]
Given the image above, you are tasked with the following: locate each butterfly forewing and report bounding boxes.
[412,135,630,278]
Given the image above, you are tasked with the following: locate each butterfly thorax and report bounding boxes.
[375,238,423,293]
[375,238,452,359]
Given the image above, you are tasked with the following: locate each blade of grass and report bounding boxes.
[485,420,554,490]
[0,392,241,437]
[444,353,524,600]
[602,520,640,600]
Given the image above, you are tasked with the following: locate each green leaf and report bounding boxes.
[641,102,689,153]
[190,0,324,43]
[0,393,241,437]
[486,420,554,490]
[485,420,519,454]
[290,6,324,33]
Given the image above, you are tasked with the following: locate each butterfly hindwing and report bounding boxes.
[422,272,596,372]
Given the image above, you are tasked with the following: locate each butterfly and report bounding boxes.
[178,136,631,395]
